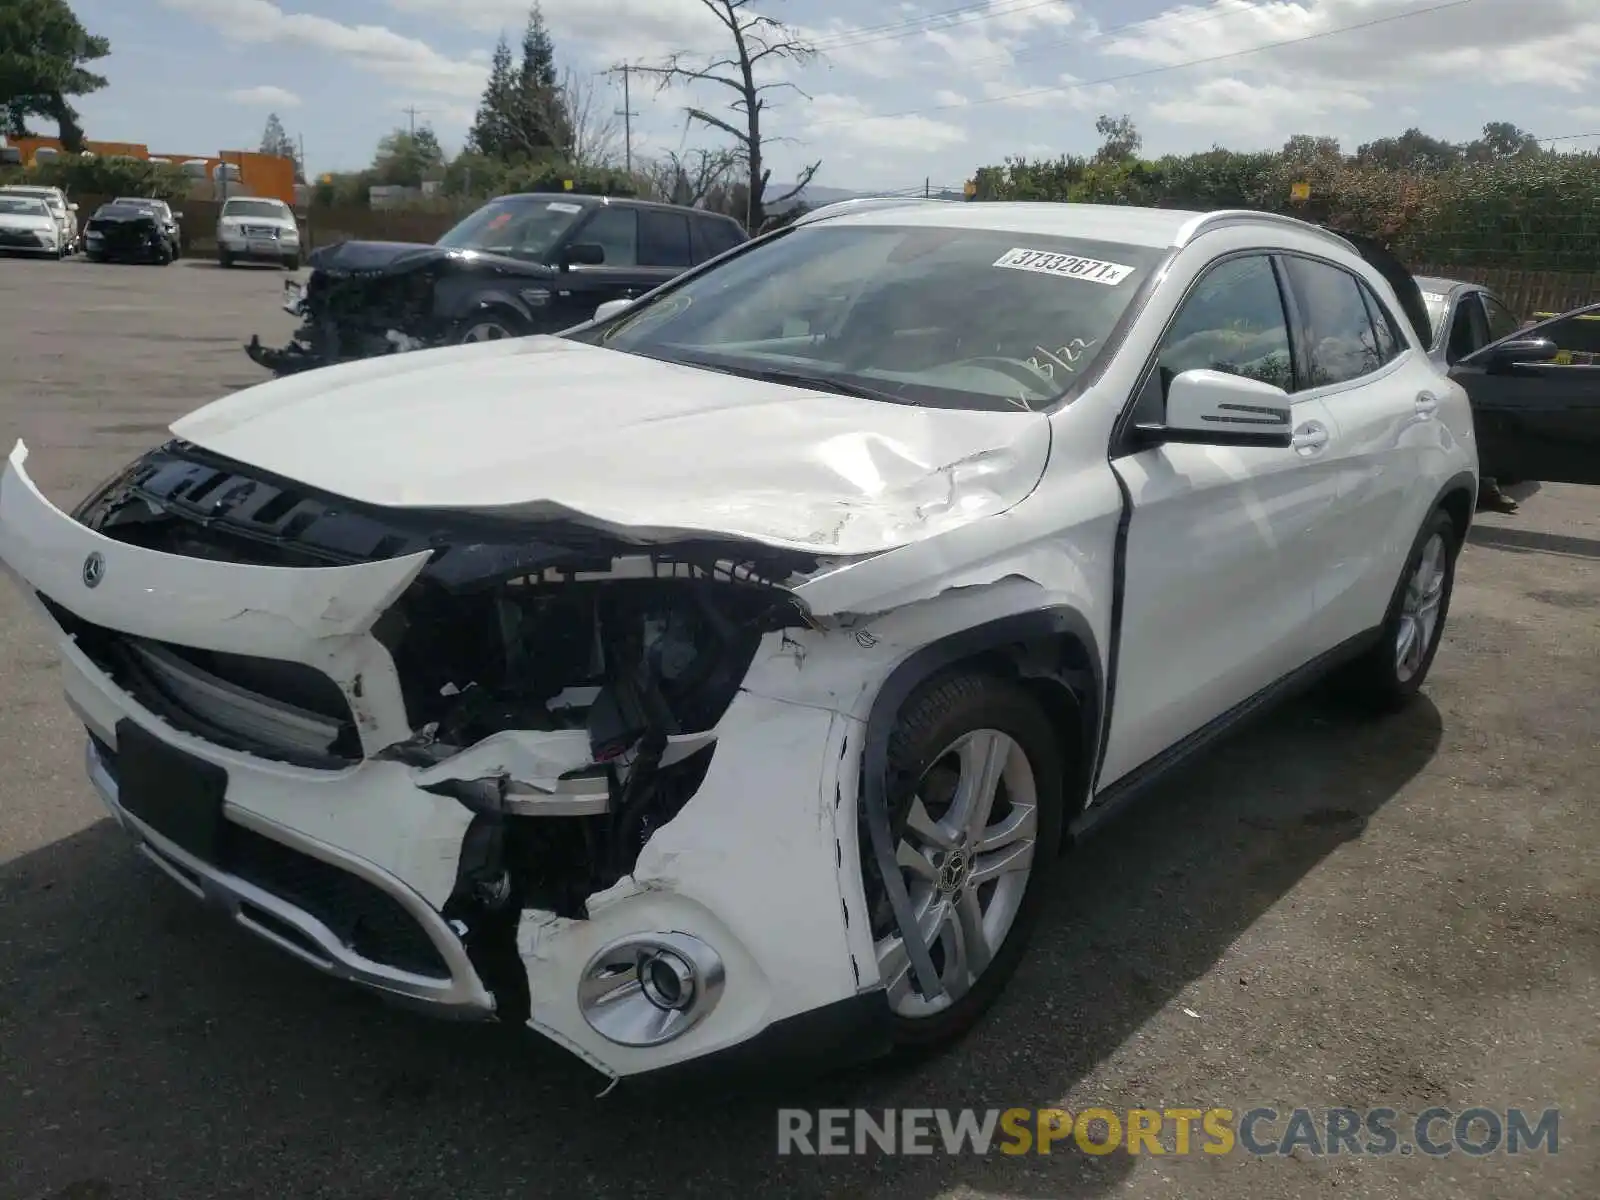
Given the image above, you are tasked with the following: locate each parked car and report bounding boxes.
[112,197,182,259]
[216,196,301,270]
[3,200,1486,1083]
[1417,276,1600,487]
[0,194,65,257]
[83,201,175,264]
[245,192,749,375]
[0,183,79,253]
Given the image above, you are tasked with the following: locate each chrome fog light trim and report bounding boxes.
[577,932,726,1047]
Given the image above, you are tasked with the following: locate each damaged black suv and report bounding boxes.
[247,193,748,375]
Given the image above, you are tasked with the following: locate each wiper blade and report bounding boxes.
[705,363,903,402]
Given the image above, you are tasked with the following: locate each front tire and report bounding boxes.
[453,310,527,344]
[219,250,234,268]
[283,254,300,271]
[1334,507,1459,712]
[870,672,1065,1051]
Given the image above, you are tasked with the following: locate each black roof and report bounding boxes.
[491,192,743,222]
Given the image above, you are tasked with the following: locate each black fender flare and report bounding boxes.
[435,283,535,329]
[1430,468,1480,542]
[857,606,1103,1000]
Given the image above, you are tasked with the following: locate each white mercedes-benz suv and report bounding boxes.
[0,200,1477,1085]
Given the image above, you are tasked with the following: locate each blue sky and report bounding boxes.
[63,0,1600,189]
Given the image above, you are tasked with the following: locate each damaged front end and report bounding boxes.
[54,441,826,1034]
[246,242,528,376]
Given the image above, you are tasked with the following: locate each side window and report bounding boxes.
[639,210,692,268]
[690,215,744,264]
[576,206,638,266]
[1282,257,1383,388]
[1446,294,1488,365]
[1481,293,1521,345]
[1155,255,1294,393]
[1529,310,1600,365]
[1357,281,1402,364]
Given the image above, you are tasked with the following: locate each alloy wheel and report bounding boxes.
[459,321,514,343]
[1395,532,1447,683]
[875,729,1039,1018]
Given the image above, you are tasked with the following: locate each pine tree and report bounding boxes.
[467,34,516,158]
[259,112,304,181]
[509,3,571,157]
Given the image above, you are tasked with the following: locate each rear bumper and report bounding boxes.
[85,736,496,1017]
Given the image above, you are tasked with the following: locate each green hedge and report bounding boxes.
[0,157,191,202]
[971,151,1600,271]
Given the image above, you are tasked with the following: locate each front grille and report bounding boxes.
[0,228,42,246]
[43,596,360,766]
[238,225,280,239]
[92,738,449,978]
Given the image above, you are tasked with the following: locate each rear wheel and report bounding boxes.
[1334,507,1459,712]
[870,673,1065,1051]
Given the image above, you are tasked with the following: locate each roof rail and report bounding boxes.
[793,196,953,226]
[1176,209,1358,253]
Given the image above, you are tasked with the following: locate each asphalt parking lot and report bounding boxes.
[1,256,1596,1200]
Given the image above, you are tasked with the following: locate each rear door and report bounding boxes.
[1452,302,1600,485]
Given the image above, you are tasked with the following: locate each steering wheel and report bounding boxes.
[959,355,1060,392]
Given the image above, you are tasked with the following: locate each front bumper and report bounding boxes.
[84,735,495,1016]
[0,440,885,1079]
[221,236,298,262]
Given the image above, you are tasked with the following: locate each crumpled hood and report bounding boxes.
[306,240,551,279]
[170,336,1051,556]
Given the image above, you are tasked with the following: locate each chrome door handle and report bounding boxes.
[1291,422,1330,453]
[1414,391,1439,417]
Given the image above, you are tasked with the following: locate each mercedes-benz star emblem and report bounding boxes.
[81,551,105,589]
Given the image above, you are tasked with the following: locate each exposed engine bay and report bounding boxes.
[244,241,562,376]
[65,441,819,952]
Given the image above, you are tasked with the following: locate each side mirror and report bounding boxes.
[68,202,79,212]
[172,210,185,220]
[1477,336,1559,371]
[1136,368,1293,449]
[562,242,606,268]
[593,298,634,323]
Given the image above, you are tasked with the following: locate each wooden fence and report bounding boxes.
[1410,264,1600,320]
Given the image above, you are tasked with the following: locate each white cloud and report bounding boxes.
[934,88,968,106]
[162,0,486,97]
[1100,0,1600,93]
[805,93,969,154]
[1148,76,1370,134]
[384,0,722,61]
[226,84,301,108]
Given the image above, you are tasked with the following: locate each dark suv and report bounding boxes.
[247,194,749,375]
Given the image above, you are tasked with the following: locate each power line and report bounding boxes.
[606,65,641,173]
[807,0,1480,130]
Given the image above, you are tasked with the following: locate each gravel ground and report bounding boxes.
[0,256,1596,1200]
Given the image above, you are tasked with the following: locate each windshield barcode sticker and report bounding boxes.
[993,248,1134,286]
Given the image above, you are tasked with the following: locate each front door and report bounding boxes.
[1452,301,1600,485]
[549,206,679,329]
[1100,253,1335,788]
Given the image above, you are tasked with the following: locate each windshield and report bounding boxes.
[0,196,48,216]
[222,200,289,220]
[574,224,1165,411]
[436,196,586,258]
[116,198,164,213]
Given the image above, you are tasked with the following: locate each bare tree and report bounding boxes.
[642,146,742,207]
[559,68,621,169]
[634,0,820,231]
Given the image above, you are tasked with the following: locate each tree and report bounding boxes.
[643,146,741,207]
[372,126,445,188]
[1465,121,1542,163]
[1281,134,1344,166]
[559,68,619,169]
[635,0,820,232]
[258,111,304,181]
[1093,114,1141,164]
[508,3,571,156]
[467,34,517,158]
[1355,127,1461,172]
[0,0,110,151]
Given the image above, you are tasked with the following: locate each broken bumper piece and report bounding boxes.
[0,440,885,1081]
[245,333,328,376]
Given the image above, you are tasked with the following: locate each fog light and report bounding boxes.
[578,932,725,1047]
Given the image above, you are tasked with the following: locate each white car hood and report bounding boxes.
[172,336,1052,556]
[0,213,53,232]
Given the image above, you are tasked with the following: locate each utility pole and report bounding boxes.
[402,105,426,135]
[608,65,640,173]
